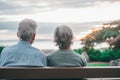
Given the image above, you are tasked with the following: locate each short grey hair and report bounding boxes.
[18,19,37,42]
[54,25,73,49]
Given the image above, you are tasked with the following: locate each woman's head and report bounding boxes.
[54,25,73,49]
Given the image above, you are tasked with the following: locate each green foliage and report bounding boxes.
[88,63,109,66]
[110,35,120,50]
[74,47,120,62]
[88,49,101,61]
[99,49,120,62]
[0,46,4,54]
[81,20,120,48]
[94,27,120,42]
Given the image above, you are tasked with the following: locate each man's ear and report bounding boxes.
[32,33,36,40]
[30,33,36,44]
[17,32,19,37]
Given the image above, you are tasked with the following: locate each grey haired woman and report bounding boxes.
[47,25,87,67]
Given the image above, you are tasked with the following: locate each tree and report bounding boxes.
[108,35,120,50]
[81,20,120,48]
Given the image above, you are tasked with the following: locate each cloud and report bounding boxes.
[0,0,115,15]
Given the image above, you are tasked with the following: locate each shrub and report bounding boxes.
[100,49,120,62]
[0,46,5,54]
[74,47,120,62]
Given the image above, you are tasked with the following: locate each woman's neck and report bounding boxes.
[60,46,71,50]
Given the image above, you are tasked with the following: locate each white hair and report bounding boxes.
[54,25,73,49]
[18,19,37,42]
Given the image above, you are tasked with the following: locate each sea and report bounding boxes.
[0,22,105,50]
[0,39,83,50]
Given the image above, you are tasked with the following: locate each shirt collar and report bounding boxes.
[59,49,73,53]
[17,40,31,46]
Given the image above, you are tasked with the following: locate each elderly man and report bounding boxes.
[0,19,46,66]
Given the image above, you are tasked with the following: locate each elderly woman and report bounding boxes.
[47,25,87,66]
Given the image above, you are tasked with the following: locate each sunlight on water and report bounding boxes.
[0,40,83,50]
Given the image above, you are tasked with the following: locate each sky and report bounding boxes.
[0,0,120,41]
[0,0,120,23]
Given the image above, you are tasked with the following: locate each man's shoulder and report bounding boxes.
[3,45,16,51]
[30,46,45,55]
[30,46,40,51]
[0,45,17,55]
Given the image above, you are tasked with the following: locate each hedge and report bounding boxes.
[74,47,120,62]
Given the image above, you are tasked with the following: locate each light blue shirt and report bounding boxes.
[0,40,47,67]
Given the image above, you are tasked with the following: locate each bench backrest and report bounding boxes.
[0,67,120,79]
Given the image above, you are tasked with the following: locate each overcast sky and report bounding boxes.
[1,0,120,48]
[0,0,120,23]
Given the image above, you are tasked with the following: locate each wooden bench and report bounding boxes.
[0,67,120,79]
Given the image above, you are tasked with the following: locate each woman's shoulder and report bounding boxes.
[71,51,81,56]
[47,50,59,56]
[72,51,86,59]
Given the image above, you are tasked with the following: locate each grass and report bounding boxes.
[88,62,109,66]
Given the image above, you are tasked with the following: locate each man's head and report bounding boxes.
[17,19,37,44]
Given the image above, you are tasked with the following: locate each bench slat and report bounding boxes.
[0,67,120,79]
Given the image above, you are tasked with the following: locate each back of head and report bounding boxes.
[18,19,37,42]
[54,25,73,49]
